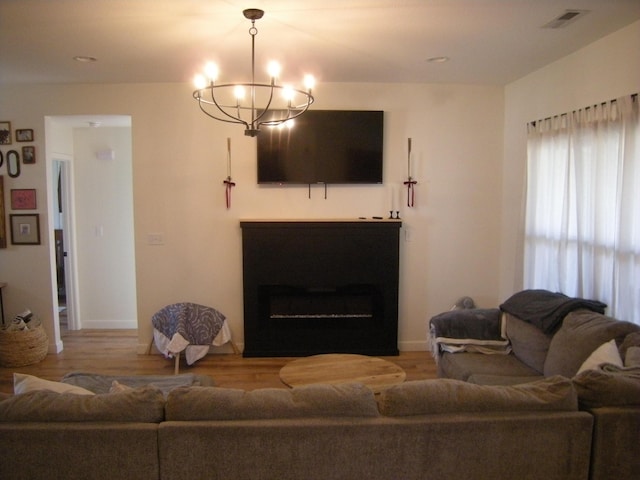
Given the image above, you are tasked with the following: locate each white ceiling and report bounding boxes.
[1,0,639,87]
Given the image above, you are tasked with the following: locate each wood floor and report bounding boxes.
[0,329,437,394]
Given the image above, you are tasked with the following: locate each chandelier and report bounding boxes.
[192,8,316,137]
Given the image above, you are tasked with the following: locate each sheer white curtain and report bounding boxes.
[525,94,639,325]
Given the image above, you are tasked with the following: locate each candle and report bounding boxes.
[226,137,231,178]
[407,137,412,178]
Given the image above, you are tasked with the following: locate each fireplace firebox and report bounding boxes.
[241,220,401,357]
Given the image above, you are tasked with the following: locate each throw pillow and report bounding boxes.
[544,310,640,378]
[577,339,623,374]
[377,376,577,416]
[165,382,380,421]
[505,313,552,373]
[572,367,640,408]
[620,332,640,363]
[13,373,94,395]
[0,386,165,423]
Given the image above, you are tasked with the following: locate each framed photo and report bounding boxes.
[10,214,41,245]
[0,176,6,249]
[0,121,11,145]
[15,129,34,142]
[11,189,37,210]
[22,146,35,164]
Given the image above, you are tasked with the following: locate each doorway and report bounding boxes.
[46,115,137,346]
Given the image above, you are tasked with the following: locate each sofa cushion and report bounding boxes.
[378,376,577,416]
[13,373,94,395]
[572,367,640,408]
[620,331,640,364]
[505,313,552,373]
[544,310,640,378]
[626,346,640,367]
[438,351,541,381]
[165,382,379,420]
[0,386,165,422]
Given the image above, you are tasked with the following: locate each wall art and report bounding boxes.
[0,176,6,248]
[0,121,11,145]
[15,129,34,142]
[11,189,37,210]
[10,214,41,245]
[6,150,20,178]
[22,146,35,164]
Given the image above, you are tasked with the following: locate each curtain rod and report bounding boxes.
[528,92,637,127]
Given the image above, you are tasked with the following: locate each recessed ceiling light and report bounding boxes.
[73,56,98,63]
[427,56,450,64]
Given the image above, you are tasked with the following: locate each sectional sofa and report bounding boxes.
[1,377,592,480]
[429,290,640,480]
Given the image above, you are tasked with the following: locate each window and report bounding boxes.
[525,95,639,325]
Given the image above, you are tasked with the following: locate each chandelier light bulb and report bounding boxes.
[234,85,245,99]
[304,74,315,91]
[282,85,295,101]
[267,61,281,79]
[193,74,207,90]
[204,62,219,81]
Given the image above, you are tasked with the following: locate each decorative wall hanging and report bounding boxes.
[15,129,33,142]
[11,189,37,210]
[22,146,35,164]
[0,121,11,145]
[403,138,418,207]
[0,176,6,249]
[0,150,3,168]
[223,137,235,209]
[6,150,20,178]
[10,214,40,245]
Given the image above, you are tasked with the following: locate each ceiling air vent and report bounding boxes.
[542,10,589,29]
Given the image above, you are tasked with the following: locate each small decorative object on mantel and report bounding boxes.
[223,137,236,209]
[403,137,418,207]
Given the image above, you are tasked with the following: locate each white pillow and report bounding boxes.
[13,373,95,395]
[577,339,623,374]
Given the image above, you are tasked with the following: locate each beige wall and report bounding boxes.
[0,81,504,353]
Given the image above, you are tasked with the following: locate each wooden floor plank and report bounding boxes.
[0,329,436,394]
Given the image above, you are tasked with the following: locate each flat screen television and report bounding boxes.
[257,110,384,184]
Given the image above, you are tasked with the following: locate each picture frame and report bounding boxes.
[10,214,41,245]
[22,146,35,164]
[0,176,6,249]
[0,121,11,145]
[11,189,37,210]
[15,129,34,142]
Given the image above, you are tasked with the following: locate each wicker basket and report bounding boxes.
[0,323,48,367]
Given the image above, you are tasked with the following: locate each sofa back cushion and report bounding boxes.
[0,386,165,423]
[544,310,640,378]
[378,376,577,416]
[505,313,553,373]
[572,367,640,408]
[165,382,379,420]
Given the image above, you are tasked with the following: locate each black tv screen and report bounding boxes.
[257,110,384,184]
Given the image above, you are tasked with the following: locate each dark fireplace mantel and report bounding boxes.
[240,219,401,357]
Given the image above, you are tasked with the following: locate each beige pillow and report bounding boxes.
[14,373,94,395]
[505,313,552,373]
[577,339,623,374]
[378,376,577,416]
[165,382,379,421]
